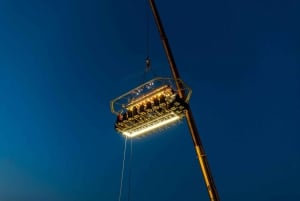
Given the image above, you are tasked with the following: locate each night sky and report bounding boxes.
[1,0,300,201]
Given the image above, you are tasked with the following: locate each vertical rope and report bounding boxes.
[118,136,128,201]
[140,1,152,85]
[146,0,150,59]
[127,138,133,201]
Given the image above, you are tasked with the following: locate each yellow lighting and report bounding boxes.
[122,112,181,138]
[126,85,172,109]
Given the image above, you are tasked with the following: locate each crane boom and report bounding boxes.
[148,1,220,200]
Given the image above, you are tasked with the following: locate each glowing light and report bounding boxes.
[122,112,181,138]
[126,85,172,109]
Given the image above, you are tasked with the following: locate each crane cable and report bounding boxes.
[141,0,157,85]
[146,0,150,63]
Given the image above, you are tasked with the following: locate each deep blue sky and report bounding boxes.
[1,0,300,201]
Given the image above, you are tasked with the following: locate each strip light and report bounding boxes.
[122,112,181,138]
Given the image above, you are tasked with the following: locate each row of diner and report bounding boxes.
[115,93,187,125]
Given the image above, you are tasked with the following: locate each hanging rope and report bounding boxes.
[118,136,128,201]
[140,0,158,84]
[127,138,133,201]
[146,0,150,60]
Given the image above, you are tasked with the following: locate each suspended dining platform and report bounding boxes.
[110,77,192,138]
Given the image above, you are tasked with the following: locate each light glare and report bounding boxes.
[123,113,181,138]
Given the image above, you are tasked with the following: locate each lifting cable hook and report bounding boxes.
[145,56,151,71]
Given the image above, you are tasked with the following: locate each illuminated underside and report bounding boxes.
[122,112,182,138]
